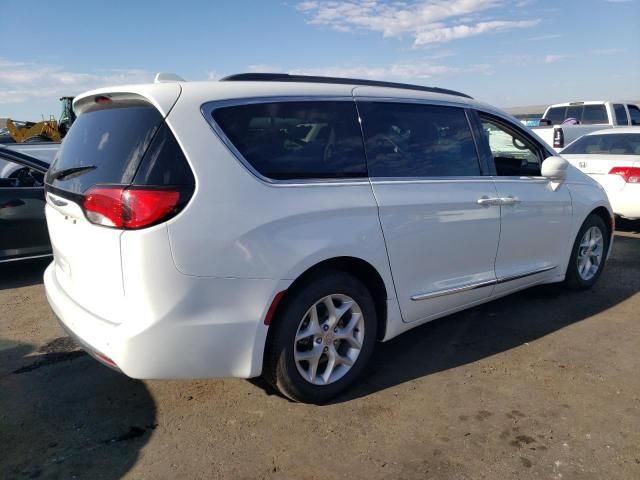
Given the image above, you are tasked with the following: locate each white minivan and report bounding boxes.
[44,73,613,403]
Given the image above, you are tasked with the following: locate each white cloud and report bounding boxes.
[297,0,540,45]
[591,48,624,55]
[526,33,563,41]
[288,61,491,80]
[544,54,568,63]
[0,57,153,107]
[415,19,540,44]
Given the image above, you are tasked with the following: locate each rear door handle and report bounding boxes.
[500,196,521,206]
[477,196,502,206]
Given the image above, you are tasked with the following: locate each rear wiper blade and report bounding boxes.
[51,165,97,181]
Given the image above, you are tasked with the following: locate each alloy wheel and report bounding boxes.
[577,226,604,281]
[293,294,365,385]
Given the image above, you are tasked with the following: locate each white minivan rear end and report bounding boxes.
[44,85,281,378]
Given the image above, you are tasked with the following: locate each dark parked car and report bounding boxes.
[0,148,52,262]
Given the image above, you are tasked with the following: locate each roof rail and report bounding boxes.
[220,73,472,99]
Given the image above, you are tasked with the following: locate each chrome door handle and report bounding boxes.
[477,196,502,206]
[500,196,521,206]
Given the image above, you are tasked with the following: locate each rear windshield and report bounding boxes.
[544,105,609,125]
[46,105,163,193]
[561,133,640,155]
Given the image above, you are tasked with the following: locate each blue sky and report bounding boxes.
[1,0,638,119]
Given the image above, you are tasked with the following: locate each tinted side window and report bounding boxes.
[581,105,608,125]
[628,105,640,125]
[358,102,480,177]
[212,101,366,180]
[613,104,629,125]
[133,124,195,186]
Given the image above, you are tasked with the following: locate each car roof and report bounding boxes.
[585,126,640,136]
[74,75,511,125]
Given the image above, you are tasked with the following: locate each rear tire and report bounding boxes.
[263,271,377,404]
[565,214,609,290]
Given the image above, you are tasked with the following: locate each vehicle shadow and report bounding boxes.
[615,217,640,234]
[0,257,51,290]
[333,233,640,404]
[0,338,156,479]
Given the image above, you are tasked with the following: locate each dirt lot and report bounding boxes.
[1,223,639,480]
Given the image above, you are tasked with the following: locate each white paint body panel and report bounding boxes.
[44,79,613,380]
[370,178,500,324]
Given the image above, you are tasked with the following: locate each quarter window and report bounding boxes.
[479,115,542,176]
[358,102,481,177]
[212,101,367,180]
[613,104,629,125]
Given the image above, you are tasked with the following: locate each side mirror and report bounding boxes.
[538,118,552,127]
[541,156,568,181]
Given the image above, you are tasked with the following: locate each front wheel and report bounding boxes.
[565,214,609,290]
[263,272,377,404]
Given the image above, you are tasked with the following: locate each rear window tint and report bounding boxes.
[544,107,566,124]
[581,105,608,125]
[544,105,608,125]
[212,101,367,180]
[561,133,640,155]
[47,105,162,193]
[358,102,481,177]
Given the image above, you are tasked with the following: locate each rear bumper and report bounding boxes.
[608,184,640,220]
[44,262,285,379]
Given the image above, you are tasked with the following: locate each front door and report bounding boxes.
[0,158,50,261]
[475,113,572,294]
[357,99,501,324]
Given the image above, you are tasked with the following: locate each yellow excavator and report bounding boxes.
[5,96,75,143]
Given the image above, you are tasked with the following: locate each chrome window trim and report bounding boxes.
[352,95,469,110]
[201,96,370,187]
[370,176,494,185]
[491,176,548,183]
[0,253,53,264]
[411,265,557,301]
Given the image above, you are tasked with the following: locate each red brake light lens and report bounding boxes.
[609,167,640,183]
[83,186,181,229]
[553,128,564,149]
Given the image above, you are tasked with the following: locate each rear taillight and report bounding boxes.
[83,186,182,229]
[553,127,564,149]
[609,167,640,183]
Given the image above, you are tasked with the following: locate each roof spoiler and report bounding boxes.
[154,72,185,83]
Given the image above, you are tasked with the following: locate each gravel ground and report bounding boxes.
[1,222,639,480]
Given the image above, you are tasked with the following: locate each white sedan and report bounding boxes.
[561,127,640,220]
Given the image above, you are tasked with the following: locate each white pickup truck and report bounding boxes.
[532,101,640,151]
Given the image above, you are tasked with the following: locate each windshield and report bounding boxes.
[561,133,640,155]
